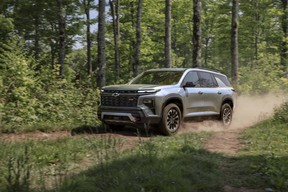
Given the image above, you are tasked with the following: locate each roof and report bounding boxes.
[145,67,224,75]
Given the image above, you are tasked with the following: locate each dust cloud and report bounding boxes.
[180,93,286,133]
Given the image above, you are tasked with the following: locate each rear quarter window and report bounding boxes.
[214,74,232,87]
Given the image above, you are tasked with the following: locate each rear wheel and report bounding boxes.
[219,103,233,127]
[159,104,182,136]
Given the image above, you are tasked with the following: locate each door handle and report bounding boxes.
[198,91,203,95]
[217,91,222,95]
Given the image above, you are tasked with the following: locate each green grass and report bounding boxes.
[235,101,288,191]
[240,120,288,191]
[53,132,222,192]
[0,135,122,192]
[0,101,287,192]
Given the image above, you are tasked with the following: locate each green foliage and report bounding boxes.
[0,42,100,133]
[0,14,14,41]
[238,53,287,94]
[273,101,288,124]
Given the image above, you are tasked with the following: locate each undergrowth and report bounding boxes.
[0,43,100,133]
[241,100,288,191]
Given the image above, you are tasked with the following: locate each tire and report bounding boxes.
[159,103,182,136]
[219,103,233,127]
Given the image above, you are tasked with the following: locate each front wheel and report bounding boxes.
[159,104,182,136]
[219,103,233,127]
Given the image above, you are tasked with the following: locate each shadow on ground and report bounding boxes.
[46,144,272,192]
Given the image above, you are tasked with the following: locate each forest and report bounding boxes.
[0,0,288,132]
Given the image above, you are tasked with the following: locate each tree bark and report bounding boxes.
[165,0,172,68]
[97,0,106,88]
[109,0,120,80]
[129,1,135,73]
[84,0,92,75]
[34,16,40,61]
[134,0,142,77]
[192,0,201,67]
[281,0,288,70]
[231,0,239,86]
[57,0,66,77]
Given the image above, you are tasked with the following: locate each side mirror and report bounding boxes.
[183,82,196,88]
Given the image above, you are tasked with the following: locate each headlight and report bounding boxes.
[138,89,160,93]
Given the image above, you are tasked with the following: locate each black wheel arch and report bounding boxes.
[221,99,234,111]
[162,97,183,116]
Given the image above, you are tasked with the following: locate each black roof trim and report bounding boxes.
[193,67,221,73]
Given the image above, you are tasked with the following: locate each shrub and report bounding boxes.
[0,42,100,133]
[273,101,288,124]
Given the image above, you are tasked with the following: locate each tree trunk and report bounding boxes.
[281,0,288,70]
[165,0,172,68]
[192,0,201,67]
[57,0,66,77]
[231,0,239,86]
[254,0,260,61]
[204,37,210,66]
[109,0,120,80]
[97,0,106,88]
[34,16,40,61]
[129,1,135,73]
[134,0,142,77]
[84,0,92,76]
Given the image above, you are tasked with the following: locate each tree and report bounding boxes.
[81,0,95,76]
[192,0,201,67]
[231,0,239,86]
[97,0,106,87]
[0,14,13,43]
[165,0,171,68]
[109,0,121,80]
[280,0,288,70]
[133,0,142,77]
[57,0,67,77]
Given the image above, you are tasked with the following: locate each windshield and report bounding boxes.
[130,71,184,85]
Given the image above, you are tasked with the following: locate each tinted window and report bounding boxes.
[182,71,200,87]
[198,72,217,87]
[130,71,183,85]
[214,74,231,87]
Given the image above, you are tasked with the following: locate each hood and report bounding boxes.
[102,84,160,91]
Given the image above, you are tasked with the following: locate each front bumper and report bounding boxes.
[98,106,161,126]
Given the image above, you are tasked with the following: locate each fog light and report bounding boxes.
[143,99,154,109]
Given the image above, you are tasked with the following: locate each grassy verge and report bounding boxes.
[240,112,288,191]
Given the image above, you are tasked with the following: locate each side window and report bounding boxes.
[182,71,200,87]
[214,74,232,87]
[198,72,217,88]
[215,77,226,87]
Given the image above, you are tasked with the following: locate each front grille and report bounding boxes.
[101,94,138,107]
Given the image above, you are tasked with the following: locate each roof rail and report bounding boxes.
[193,67,221,73]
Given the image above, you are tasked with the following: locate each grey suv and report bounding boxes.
[98,68,236,135]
